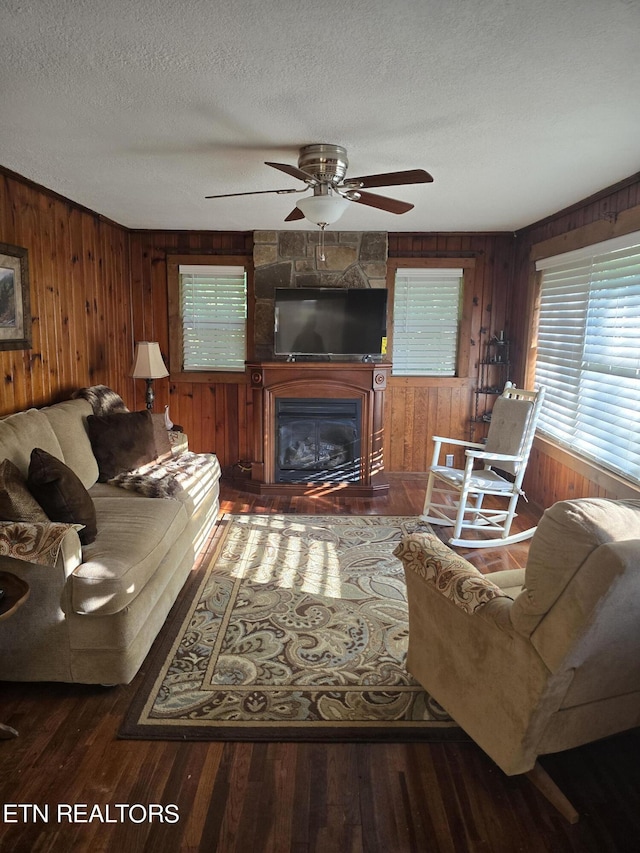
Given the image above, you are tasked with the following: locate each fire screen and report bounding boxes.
[276,398,362,483]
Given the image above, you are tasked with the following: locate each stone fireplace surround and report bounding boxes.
[245,230,391,495]
[253,230,388,361]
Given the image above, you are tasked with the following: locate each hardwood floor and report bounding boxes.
[1,475,638,852]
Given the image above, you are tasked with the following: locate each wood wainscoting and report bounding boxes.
[385,375,475,472]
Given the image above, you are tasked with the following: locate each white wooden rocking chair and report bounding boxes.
[421,383,545,547]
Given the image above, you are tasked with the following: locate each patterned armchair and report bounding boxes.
[394,497,640,822]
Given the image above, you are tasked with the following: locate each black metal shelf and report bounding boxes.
[471,335,510,439]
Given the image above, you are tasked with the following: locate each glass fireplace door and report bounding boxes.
[276,399,361,483]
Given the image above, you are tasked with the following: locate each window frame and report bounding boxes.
[386,258,475,379]
[167,253,253,382]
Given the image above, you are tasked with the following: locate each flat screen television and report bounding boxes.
[274,287,388,358]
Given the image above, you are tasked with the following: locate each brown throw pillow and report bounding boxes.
[0,458,49,522]
[27,448,97,545]
[87,409,157,482]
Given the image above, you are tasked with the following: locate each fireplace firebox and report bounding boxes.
[276,398,361,483]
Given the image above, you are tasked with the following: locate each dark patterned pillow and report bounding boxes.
[87,409,157,482]
[0,458,49,522]
[27,448,97,545]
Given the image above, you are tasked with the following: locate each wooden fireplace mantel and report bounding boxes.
[245,361,391,496]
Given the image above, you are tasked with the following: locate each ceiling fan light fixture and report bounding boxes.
[296,193,349,227]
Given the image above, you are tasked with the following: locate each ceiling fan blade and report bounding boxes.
[351,191,414,214]
[265,161,316,183]
[344,168,433,189]
[205,188,300,199]
[284,207,305,221]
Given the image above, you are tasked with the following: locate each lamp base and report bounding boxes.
[145,379,155,411]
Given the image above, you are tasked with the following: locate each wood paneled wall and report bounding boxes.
[510,172,640,506]
[128,230,515,474]
[0,170,517,477]
[128,230,254,473]
[0,169,132,415]
[10,159,638,499]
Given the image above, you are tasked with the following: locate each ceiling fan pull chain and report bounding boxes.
[318,224,326,262]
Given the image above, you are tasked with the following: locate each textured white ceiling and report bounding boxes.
[1,0,639,232]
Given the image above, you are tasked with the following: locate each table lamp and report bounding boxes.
[131,341,169,411]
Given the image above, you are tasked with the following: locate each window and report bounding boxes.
[392,267,463,376]
[177,263,247,372]
[534,232,640,481]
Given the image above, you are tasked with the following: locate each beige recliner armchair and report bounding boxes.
[394,497,640,822]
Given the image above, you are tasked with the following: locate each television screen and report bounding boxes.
[274,288,387,357]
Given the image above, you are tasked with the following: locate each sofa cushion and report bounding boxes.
[73,495,188,615]
[0,408,64,476]
[485,568,525,600]
[0,458,49,522]
[510,498,640,636]
[27,448,98,545]
[87,410,157,482]
[41,398,100,489]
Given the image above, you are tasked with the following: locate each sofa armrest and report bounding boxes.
[394,532,513,615]
[0,521,83,569]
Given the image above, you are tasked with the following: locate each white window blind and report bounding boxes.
[179,264,247,372]
[392,268,462,376]
[535,232,640,481]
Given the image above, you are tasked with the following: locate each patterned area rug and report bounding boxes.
[120,514,465,741]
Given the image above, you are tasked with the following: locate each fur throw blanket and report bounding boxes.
[107,452,218,498]
[72,385,129,416]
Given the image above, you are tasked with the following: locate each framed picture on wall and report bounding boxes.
[0,242,31,351]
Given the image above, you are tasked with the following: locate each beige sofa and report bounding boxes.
[0,397,221,685]
[395,498,640,779]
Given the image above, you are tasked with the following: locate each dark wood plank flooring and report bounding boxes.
[1,475,639,852]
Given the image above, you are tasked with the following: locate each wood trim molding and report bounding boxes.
[529,204,640,264]
[390,258,477,269]
[518,171,640,236]
[386,257,476,380]
[167,253,254,379]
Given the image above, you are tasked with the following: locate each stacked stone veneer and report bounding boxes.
[253,230,388,360]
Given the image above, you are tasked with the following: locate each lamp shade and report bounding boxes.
[131,342,169,379]
[297,193,349,226]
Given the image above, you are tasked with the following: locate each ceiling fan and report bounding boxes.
[205,143,433,227]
